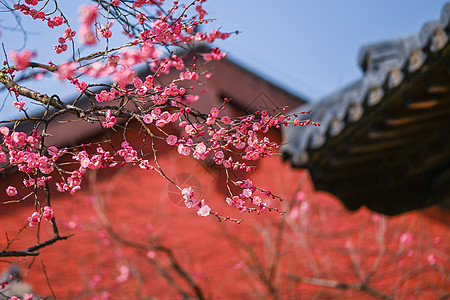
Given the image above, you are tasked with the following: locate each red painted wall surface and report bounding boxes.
[1,125,448,300]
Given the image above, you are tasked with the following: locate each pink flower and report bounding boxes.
[139,160,153,170]
[11,131,27,146]
[182,187,194,201]
[143,114,153,124]
[184,124,196,136]
[0,151,6,162]
[242,189,252,198]
[221,116,231,124]
[43,206,54,221]
[28,212,41,227]
[182,187,197,208]
[299,201,310,214]
[290,207,300,221]
[196,5,207,20]
[295,191,306,202]
[195,142,206,154]
[97,21,113,38]
[64,28,76,41]
[223,158,232,168]
[6,186,17,196]
[399,232,413,245]
[197,204,211,217]
[75,81,87,92]
[0,126,9,136]
[115,265,130,283]
[203,48,226,61]
[113,68,135,87]
[56,62,77,80]
[178,144,191,156]
[79,26,96,45]
[371,213,381,223]
[136,13,146,25]
[215,151,224,159]
[13,99,25,110]
[179,71,198,81]
[427,253,436,265]
[166,135,177,146]
[9,49,35,70]
[210,107,219,118]
[79,5,98,26]
[95,90,115,102]
[23,294,34,300]
[102,110,116,128]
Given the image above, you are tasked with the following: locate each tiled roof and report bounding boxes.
[282,3,450,214]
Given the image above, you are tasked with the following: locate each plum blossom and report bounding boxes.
[399,232,413,245]
[193,142,207,159]
[102,110,116,128]
[47,16,64,28]
[79,26,96,45]
[95,90,115,102]
[115,265,130,283]
[0,151,6,162]
[182,187,197,208]
[178,144,191,156]
[221,116,231,124]
[6,186,17,196]
[0,126,9,136]
[241,188,252,198]
[290,207,300,221]
[197,203,211,217]
[427,253,436,265]
[295,191,306,202]
[97,21,113,38]
[113,68,135,87]
[43,206,54,221]
[28,212,40,227]
[79,5,98,25]
[136,12,146,25]
[56,62,77,80]
[299,201,310,214]
[13,99,25,110]
[166,135,177,145]
[203,47,226,61]
[64,28,76,41]
[143,114,153,124]
[9,49,35,70]
[179,71,198,81]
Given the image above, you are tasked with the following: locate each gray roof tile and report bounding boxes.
[282,2,450,168]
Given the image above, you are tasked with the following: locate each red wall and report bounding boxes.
[1,125,448,300]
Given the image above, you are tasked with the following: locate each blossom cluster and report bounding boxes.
[1,0,318,225]
[181,187,211,217]
[28,206,54,227]
[1,127,65,197]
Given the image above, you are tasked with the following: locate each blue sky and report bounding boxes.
[205,1,447,100]
[0,0,447,119]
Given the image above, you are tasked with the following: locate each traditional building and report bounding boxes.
[282,3,450,215]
